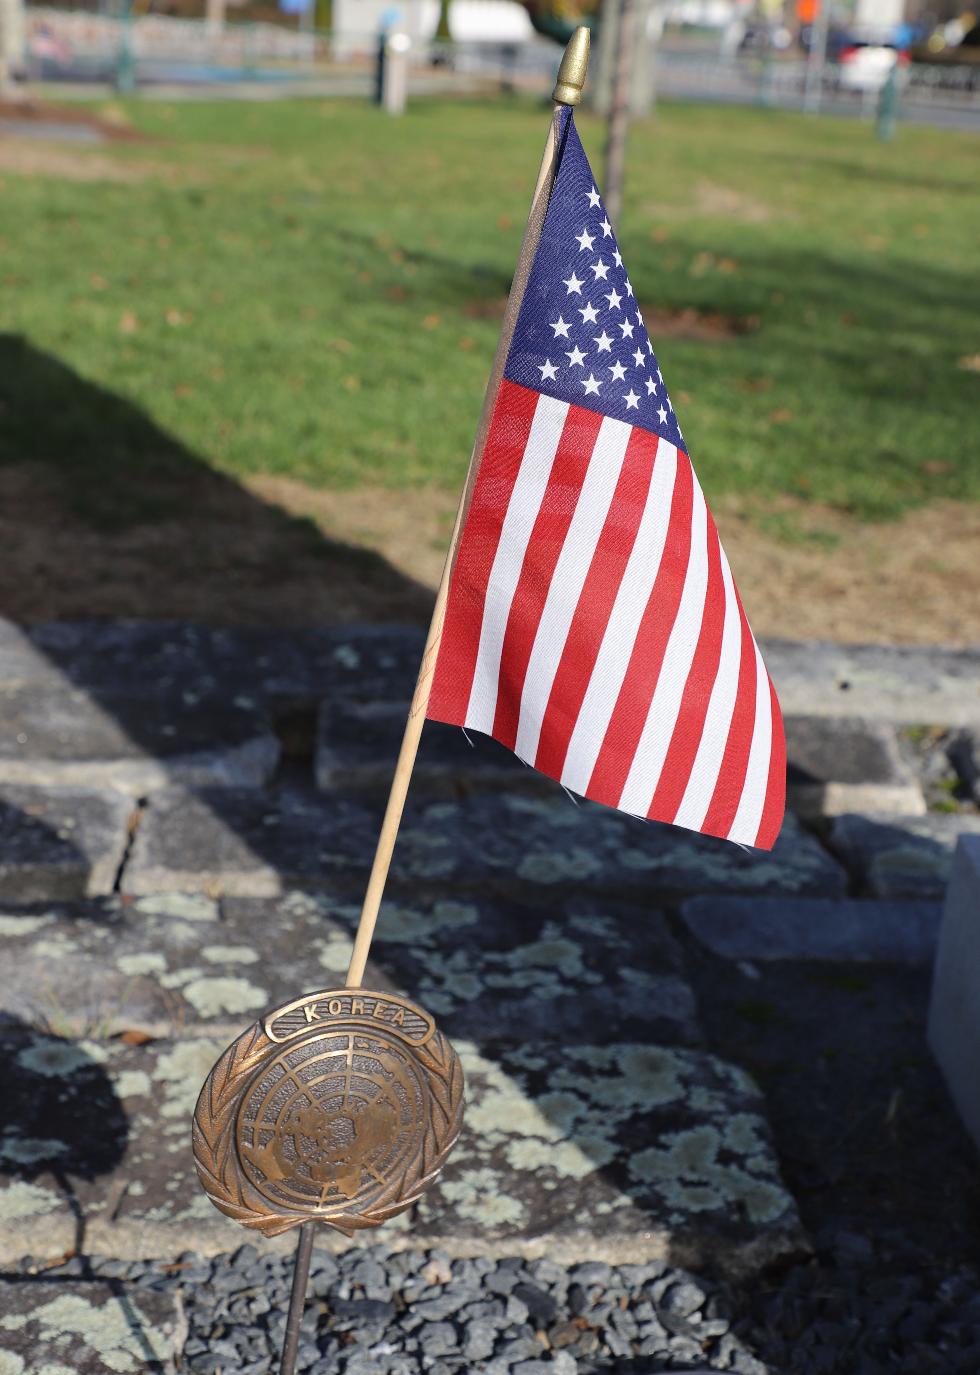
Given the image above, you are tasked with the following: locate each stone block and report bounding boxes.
[0,891,700,1046]
[0,1277,183,1373]
[928,836,980,1151]
[0,685,279,794]
[785,716,925,818]
[948,728,980,805]
[762,639,980,727]
[121,787,376,897]
[391,795,846,903]
[25,619,426,710]
[0,1024,803,1277]
[316,701,543,795]
[831,812,980,900]
[0,785,132,900]
[122,787,846,902]
[682,895,942,964]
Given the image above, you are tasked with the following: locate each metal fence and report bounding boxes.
[20,9,980,125]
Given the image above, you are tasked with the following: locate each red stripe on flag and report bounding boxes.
[646,516,725,824]
[586,454,695,808]
[428,380,540,725]
[490,404,605,751]
[754,675,786,850]
[698,593,758,841]
[533,427,659,781]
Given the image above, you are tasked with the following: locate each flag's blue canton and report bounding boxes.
[504,109,687,456]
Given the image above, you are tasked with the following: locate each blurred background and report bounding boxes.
[0,0,977,645]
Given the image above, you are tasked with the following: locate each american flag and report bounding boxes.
[427,109,785,850]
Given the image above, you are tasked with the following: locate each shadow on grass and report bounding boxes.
[0,333,434,625]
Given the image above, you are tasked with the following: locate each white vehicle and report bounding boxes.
[836,42,907,91]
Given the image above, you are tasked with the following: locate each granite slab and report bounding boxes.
[681,895,943,964]
[0,785,132,900]
[122,788,846,903]
[0,1277,183,1374]
[0,1026,803,1278]
[0,685,279,794]
[0,890,700,1047]
[830,812,980,900]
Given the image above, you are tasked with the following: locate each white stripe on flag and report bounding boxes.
[513,415,633,765]
[560,440,679,795]
[670,542,742,832]
[727,637,773,845]
[618,476,710,816]
[464,394,569,734]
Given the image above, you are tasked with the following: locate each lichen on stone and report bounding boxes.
[116,953,167,977]
[0,1293,173,1372]
[134,892,219,923]
[200,945,260,965]
[0,1180,60,1221]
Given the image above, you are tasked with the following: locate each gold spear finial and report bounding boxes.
[552,25,591,106]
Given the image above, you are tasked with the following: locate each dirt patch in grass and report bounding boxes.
[0,464,975,645]
[640,305,758,341]
[0,98,149,141]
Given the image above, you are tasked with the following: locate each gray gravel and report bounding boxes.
[12,1233,980,1374]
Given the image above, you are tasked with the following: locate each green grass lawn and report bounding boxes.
[1,95,978,531]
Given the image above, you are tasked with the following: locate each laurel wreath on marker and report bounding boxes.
[192,1021,465,1238]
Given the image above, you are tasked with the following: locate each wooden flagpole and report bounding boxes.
[344,27,591,991]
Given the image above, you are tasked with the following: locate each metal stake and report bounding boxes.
[279,1221,316,1375]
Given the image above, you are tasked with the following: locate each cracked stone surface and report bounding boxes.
[0,1277,183,1373]
[0,785,132,900]
[681,895,943,964]
[784,716,925,818]
[121,788,375,897]
[0,891,699,1047]
[0,1025,803,1276]
[122,788,846,901]
[0,685,279,794]
[830,811,980,899]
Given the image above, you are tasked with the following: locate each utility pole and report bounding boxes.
[0,0,26,99]
[802,0,829,114]
[603,0,638,229]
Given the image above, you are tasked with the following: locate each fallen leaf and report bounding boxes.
[768,407,794,423]
[119,1029,154,1045]
[119,311,139,334]
[422,314,441,329]
[958,354,980,373]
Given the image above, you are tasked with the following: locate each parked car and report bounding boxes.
[835,42,909,92]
